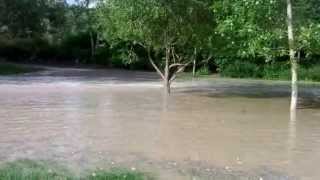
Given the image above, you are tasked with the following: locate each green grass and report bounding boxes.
[219,62,320,82]
[0,63,40,75]
[87,169,148,180]
[0,160,73,180]
[0,160,151,180]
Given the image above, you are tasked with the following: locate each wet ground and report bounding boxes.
[0,66,320,180]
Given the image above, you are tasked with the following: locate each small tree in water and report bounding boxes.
[96,0,214,94]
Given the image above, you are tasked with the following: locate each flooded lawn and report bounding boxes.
[0,67,320,180]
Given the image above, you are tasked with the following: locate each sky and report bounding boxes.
[66,0,97,7]
[66,0,76,4]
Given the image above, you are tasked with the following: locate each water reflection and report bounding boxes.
[288,109,297,169]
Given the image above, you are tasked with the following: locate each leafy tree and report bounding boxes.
[96,0,215,93]
[213,0,320,110]
[212,0,287,61]
[0,0,67,39]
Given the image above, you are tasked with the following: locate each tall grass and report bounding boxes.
[0,160,72,180]
[218,60,320,82]
[0,160,151,180]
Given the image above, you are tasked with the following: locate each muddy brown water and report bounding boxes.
[0,67,320,180]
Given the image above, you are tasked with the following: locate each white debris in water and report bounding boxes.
[236,157,243,165]
[92,173,96,177]
[259,177,263,180]
[131,167,136,171]
[111,161,115,165]
[237,160,243,165]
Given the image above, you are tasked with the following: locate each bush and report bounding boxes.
[216,57,320,82]
[263,63,291,80]
[196,65,211,76]
[58,33,92,62]
[94,47,111,66]
[0,63,41,75]
[0,38,34,60]
[299,65,320,81]
[263,63,320,81]
[0,37,52,62]
[219,60,262,78]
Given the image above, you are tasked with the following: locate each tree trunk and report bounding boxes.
[95,33,99,51]
[164,46,171,94]
[192,48,197,77]
[287,0,298,114]
[89,31,95,59]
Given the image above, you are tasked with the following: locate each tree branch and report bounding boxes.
[169,63,185,69]
[169,60,193,83]
[147,47,165,80]
[197,54,213,65]
[171,47,176,63]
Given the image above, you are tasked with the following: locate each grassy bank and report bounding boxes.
[217,60,320,82]
[0,63,41,75]
[0,160,150,180]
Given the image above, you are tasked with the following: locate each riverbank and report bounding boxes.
[178,72,320,86]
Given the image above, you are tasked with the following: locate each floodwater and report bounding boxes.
[0,67,320,180]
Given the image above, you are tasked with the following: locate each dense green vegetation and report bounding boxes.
[0,62,41,75]
[0,0,319,82]
[0,160,149,180]
[217,59,320,81]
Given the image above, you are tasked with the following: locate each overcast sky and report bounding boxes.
[66,0,97,7]
[66,0,76,4]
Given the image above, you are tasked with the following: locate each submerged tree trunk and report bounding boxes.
[287,0,298,115]
[192,48,197,77]
[147,47,170,94]
[164,46,171,94]
[147,46,191,95]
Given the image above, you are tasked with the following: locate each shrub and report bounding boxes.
[215,57,320,82]
[0,38,34,60]
[94,47,111,66]
[0,37,52,61]
[263,63,291,80]
[0,63,41,75]
[58,33,92,62]
[219,60,262,78]
[263,63,320,81]
[196,65,211,76]
[299,65,320,82]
